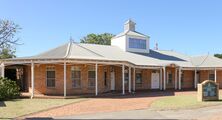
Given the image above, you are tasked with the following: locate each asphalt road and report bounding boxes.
[55,104,222,119]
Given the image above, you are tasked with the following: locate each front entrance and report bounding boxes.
[111,71,115,90]
[151,72,160,89]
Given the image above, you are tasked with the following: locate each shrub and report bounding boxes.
[0,77,20,100]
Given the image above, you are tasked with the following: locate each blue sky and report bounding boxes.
[0,0,222,57]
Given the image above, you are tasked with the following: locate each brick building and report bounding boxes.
[1,20,222,98]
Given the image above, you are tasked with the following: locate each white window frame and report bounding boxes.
[209,70,215,81]
[167,71,173,84]
[71,66,81,88]
[88,66,95,87]
[46,66,56,88]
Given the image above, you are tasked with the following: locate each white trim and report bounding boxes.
[64,61,67,97]
[129,67,131,93]
[179,67,182,90]
[175,68,177,90]
[95,63,98,96]
[122,64,125,95]
[163,67,166,90]
[160,68,162,90]
[133,68,136,92]
[215,68,217,83]
[31,61,34,99]
[1,63,5,78]
[194,68,197,89]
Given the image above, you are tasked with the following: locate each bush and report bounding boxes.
[0,77,20,100]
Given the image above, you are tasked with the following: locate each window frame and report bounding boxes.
[128,38,147,49]
[71,66,81,88]
[167,71,173,84]
[88,66,96,88]
[209,71,215,81]
[46,66,56,88]
[135,70,142,86]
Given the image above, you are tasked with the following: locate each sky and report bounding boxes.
[0,0,222,57]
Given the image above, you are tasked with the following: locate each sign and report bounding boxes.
[197,80,219,101]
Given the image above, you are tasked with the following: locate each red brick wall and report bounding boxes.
[26,63,222,95]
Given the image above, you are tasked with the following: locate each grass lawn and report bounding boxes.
[150,95,222,110]
[0,98,85,119]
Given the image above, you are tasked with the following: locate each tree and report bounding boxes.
[0,20,21,59]
[0,47,16,59]
[214,54,222,59]
[80,33,114,45]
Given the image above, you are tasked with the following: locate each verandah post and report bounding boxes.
[129,66,131,93]
[95,63,98,96]
[122,64,125,95]
[31,61,35,99]
[64,61,67,97]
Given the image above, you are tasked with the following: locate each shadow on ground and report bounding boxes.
[0,101,6,107]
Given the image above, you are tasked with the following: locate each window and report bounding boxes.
[88,66,95,87]
[104,72,107,86]
[71,66,81,88]
[46,66,55,87]
[167,71,173,84]
[125,70,129,84]
[209,71,215,81]
[181,72,184,84]
[136,70,142,85]
[129,38,146,49]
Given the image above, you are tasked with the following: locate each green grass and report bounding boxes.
[150,95,222,110]
[0,98,85,119]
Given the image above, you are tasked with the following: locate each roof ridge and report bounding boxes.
[64,42,72,58]
[74,43,105,58]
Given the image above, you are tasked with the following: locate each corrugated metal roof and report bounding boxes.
[4,42,222,68]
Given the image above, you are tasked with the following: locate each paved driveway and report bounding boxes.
[24,91,197,119]
[56,104,222,120]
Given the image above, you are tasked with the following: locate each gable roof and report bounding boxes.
[112,30,149,39]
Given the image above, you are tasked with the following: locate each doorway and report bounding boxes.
[151,72,160,89]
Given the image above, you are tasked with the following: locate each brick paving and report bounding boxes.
[23,90,197,119]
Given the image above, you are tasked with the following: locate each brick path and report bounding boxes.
[23,91,196,119]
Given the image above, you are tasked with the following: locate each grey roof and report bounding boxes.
[112,30,149,39]
[5,42,222,68]
[191,55,222,67]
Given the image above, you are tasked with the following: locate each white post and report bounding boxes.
[160,68,162,90]
[122,65,125,95]
[179,67,182,90]
[163,67,166,90]
[194,68,197,89]
[95,63,98,96]
[64,62,67,97]
[1,63,5,78]
[215,68,217,83]
[175,68,177,90]
[133,68,136,92]
[31,61,35,99]
[129,67,131,93]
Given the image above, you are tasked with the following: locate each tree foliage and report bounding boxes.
[0,20,21,59]
[80,33,114,45]
[0,77,20,100]
[214,54,222,59]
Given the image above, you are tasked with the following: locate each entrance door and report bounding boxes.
[151,72,160,89]
[111,71,115,90]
